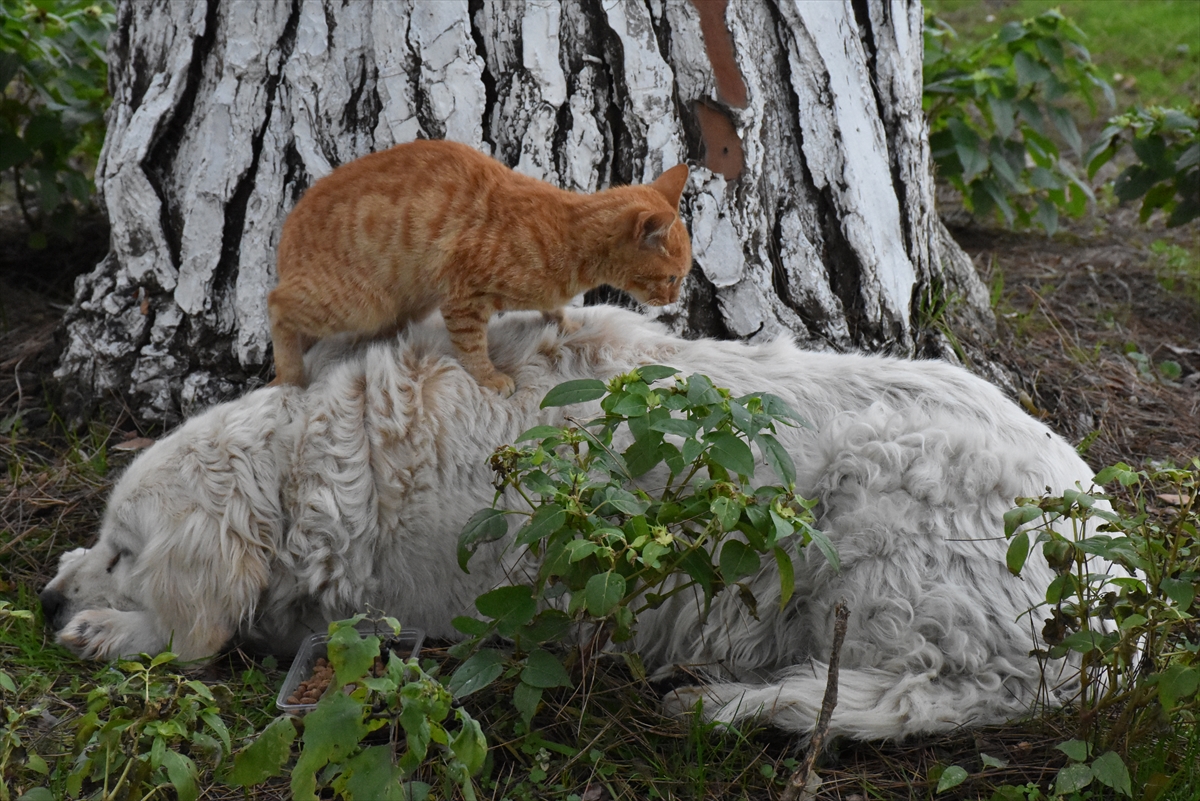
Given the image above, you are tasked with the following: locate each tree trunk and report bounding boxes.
[57,0,994,424]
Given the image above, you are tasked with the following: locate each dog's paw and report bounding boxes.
[58,609,160,660]
[661,684,708,718]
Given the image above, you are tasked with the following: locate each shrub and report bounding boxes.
[0,0,113,247]
[924,8,1112,235]
[1087,104,1200,227]
[1003,459,1199,796]
[226,616,486,801]
[453,367,829,725]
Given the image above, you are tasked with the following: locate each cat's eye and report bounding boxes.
[667,276,678,284]
[106,552,122,573]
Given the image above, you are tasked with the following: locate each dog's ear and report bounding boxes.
[136,409,284,661]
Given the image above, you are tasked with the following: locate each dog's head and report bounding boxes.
[40,390,290,661]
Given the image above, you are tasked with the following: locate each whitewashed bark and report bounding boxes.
[58,0,993,423]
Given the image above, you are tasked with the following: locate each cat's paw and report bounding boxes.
[481,372,516,397]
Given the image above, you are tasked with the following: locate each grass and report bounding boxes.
[926,0,1200,109]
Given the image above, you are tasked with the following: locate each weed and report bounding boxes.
[452,368,823,731]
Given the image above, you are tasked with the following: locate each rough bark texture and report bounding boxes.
[58,0,994,424]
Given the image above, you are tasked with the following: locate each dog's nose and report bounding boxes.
[38,588,65,627]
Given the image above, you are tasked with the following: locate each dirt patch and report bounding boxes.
[953,211,1200,470]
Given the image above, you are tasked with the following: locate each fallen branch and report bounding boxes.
[781,600,850,801]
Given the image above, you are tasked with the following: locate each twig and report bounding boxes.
[781,600,850,801]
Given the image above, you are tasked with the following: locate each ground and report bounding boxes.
[0,201,1197,798]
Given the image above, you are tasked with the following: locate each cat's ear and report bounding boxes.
[635,209,677,251]
[650,164,689,208]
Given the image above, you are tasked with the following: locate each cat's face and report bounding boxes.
[616,164,692,307]
[621,215,692,307]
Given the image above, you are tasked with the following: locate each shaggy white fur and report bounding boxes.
[41,306,1098,739]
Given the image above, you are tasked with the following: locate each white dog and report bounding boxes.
[42,306,1096,739]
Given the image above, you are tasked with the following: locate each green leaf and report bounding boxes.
[226,716,297,787]
[595,487,650,517]
[1091,751,1132,797]
[1061,630,1103,654]
[458,508,510,572]
[623,437,664,477]
[515,503,566,547]
[0,131,33,173]
[1013,50,1051,86]
[649,417,701,438]
[1048,106,1082,157]
[447,649,505,697]
[1159,573,1194,609]
[1055,762,1093,795]
[807,528,840,573]
[710,496,741,531]
[759,393,808,426]
[16,789,54,801]
[1056,739,1090,762]
[516,425,564,443]
[24,753,48,776]
[521,610,572,642]
[987,95,1015,139]
[450,710,488,775]
[1034,198,1059,235]
[475,585,536,636]
[1158,664,1199,711]
[1093,463,1137,485]
[337,746,406,801]
[758,433,796,486]
[936,765,968,793]
[0,671,15,694]
[200,708,231,755]
[719,540,761,583]
[541,379,606,408]
[452,615,491,636]
[679,548,716,598]
[773,547,795,609]
[328,626,379,683]
[565,539,600,562]
[1005,531,1032,576]
[521,649,573,688]
[979,753,1008,769]
[635,364,680,383]
[1003,505,1043,538]
[686,373,722,406]
[585,571,626,616]
[1131,133,1174,176]
[162,751,200,801]
[513,680,543,725]
[1114,164,1160,202]
[610,392,649,417]
[705,432,755,477]
[998,21,1025,43]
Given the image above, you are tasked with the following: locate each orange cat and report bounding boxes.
[268,139,691,394]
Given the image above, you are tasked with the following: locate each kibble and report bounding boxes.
[286,657,333,705]
[286,654,394,706]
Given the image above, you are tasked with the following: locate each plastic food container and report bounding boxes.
[276,622,425,714]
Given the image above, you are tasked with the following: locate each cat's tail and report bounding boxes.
[664,660,1070,740]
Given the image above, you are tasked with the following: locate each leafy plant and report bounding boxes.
[924,8,1112,234]
[227,616,486,801]
[0,0,114,247]
[64,651,233,801]
[453,367,829,725]
[1003,459,1200,795]
[1086,104,1200,227]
